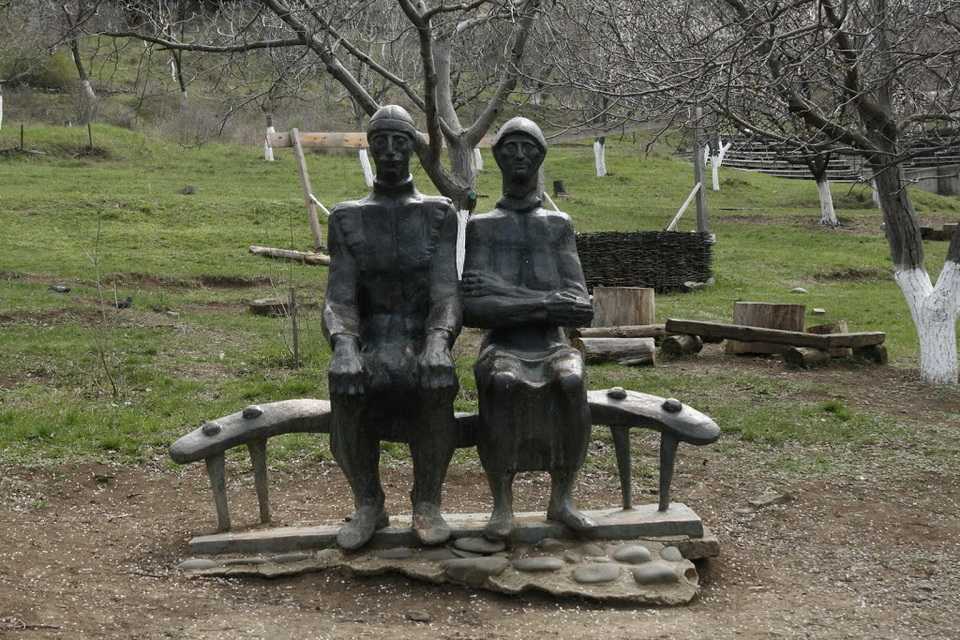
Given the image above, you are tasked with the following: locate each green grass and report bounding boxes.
[1,123,958,465]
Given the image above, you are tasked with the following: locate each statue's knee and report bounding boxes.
[557,371,582,395]
[491,370,518,393]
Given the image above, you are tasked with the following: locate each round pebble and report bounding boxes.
[421,548,457,561]
[611,544,652,564]
[632,561,679,585]
[572,563,621,584]
[579,543,605,557]
[450,547,482,559]
[375,547,414,560]
[512,556,564,572]
[563,550,583,564]
[177,558,218,571]
[537,537,565,552]
[443,557,510,586]
[454,537,506,554]
[659,546,683,562]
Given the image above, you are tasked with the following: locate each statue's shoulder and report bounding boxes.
[329,199,364,221]
[535,207,573,226]
[468,209,509,223]
[418,193,457,216]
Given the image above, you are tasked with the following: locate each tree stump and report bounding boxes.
[725,302,805,355]
[783,347,831,369]
[661,334,704,356]
[591,287,655,328]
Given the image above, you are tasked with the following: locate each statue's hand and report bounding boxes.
[329,335,364,396]
[461,270,514,298]
[419,332,456,390]
[545,290,594,326]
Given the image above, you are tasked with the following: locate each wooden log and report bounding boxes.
[854,344,888,364]
[666,319,886,349]
[661,334,703,356]
[725,302,806,355]
[807,320,851,357]
[290,129,324,250]
[249,245,330,265]
[783,347,831,369]
[575,324,666,339]
[576,337,656,365]
[591,287,655,327]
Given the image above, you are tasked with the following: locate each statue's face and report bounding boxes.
[494,133,544,182]
[369,130,413,183]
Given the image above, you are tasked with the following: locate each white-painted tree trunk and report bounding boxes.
[593,138,607,177]
[264,125,276,162]
[895,266,960,384]
[170,58,178,82]
[456,209,469,279]
[711,154,720,191]
[0,94,4,130]
[816,179,839,226]
[871,179,881,208]
[358,149,375,188]
[80,79,96,102]
[473,147,483,172]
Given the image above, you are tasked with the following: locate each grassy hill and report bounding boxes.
[1,123,958,464]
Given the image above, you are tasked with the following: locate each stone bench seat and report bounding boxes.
[171,390,720,532]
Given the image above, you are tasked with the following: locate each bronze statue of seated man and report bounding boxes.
[462,117,596,541]
[322,105,462,550]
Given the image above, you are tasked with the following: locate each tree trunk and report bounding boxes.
[594,137,607,177]
[447,139,477,209]
[874,163,960,384]
[816,179,838,227]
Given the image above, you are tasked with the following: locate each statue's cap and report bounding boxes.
[367,105,418,139]
[492,117,547,152]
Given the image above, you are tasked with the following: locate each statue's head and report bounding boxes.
[367,104,417,184]
[492,117,547,183]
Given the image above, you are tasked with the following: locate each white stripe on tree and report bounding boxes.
[264,125,275,162]
[358,149,374,188]
[816,179,838,226]
[594,138,607,177]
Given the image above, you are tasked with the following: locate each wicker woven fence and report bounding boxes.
[576,231,714,293]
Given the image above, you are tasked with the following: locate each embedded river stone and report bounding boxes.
[579,543,606,557]
[421,548,457,561]
[375,547,414,560]
[454,537,506,555]
[572,563,621,584]
[443,557,510,587]
[659,546,683,562]
[270,552,314,564]
[513,556,564,572]
[178,558,218,571]
[611,544,652,564]
[632,561,679,585]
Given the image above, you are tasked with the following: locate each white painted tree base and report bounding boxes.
[358,149,374,188]
[817,179,839,226]
[594,139,607,177]
[264,125,275,162]
[896,266,960,384]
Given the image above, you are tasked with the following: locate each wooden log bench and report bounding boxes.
[170,390,721,533]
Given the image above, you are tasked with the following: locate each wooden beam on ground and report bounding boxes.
[574,324,667,339]
[665,319,885,350]
[249,245,330,266]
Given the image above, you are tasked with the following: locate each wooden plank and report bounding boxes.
[268,131,497,150]
[575,324,667,339]
[665,319,885,349]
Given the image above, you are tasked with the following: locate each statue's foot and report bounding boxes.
[482,508,514,542]
[338,505,389,550]
[412,503,450,546]
[547,503,595,534]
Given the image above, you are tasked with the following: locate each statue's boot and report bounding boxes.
[482,471,515,541]
[338,504,390,550]
[412,502,450,546]
[546,470,595,534]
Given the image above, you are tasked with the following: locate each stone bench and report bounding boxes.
[170,389,720,532]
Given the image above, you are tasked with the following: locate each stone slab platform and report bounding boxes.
[190,503,714,557]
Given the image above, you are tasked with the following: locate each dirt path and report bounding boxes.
[2,360,959,640]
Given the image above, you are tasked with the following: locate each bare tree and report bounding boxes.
[100,0,543,208]
[550,0,960,384]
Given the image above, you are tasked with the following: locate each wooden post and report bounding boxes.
[693,106,710,233]
[291,128,324,251]
[289,288,300,368]
[205,454,230,532]
[726,302,806,355]
[591,287,655,327]
[247,439,271,524]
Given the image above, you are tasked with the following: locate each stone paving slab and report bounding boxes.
[189,503,709,555]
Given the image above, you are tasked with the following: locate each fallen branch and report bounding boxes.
[249,245,330,266]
